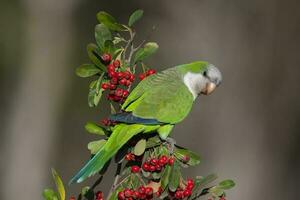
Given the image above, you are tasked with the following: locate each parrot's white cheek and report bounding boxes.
[183,72,207,99]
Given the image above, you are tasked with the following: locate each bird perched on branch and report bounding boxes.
[70,61,222,183]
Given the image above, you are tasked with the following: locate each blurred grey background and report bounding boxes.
[1,0,299,199]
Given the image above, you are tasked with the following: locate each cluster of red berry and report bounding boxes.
[117,186,155,200]
[138,69,156,80]
[170,179,194,199]
[100,53,134,103]
[142,155,175,172]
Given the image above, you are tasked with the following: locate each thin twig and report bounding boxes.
[106,163,122,199]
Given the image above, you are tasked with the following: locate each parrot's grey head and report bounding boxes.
[183,64,222,99]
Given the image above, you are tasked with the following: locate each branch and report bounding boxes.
[106,163,122,199]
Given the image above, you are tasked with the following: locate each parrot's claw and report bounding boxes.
[165,137,176,153]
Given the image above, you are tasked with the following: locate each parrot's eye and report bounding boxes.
[203,70,207,77]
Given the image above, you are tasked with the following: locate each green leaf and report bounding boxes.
[152,171,162,179]
[134,139,146,156]
[95,24,111,50]
[110,103,117,114]
[94,76,104,106]
[109,187,123,200]
[88,139,107,154]
[198,174,218,188]
[51,169,65,200]
[75,64,101,78]
[174,146,201,166]
[142,169,151,178]
[103,40,116,55]
[85,122,106,135]
[133,42,158,64]
[168,161,180,192]
[209,186,224,197]
[43,189,59,200]
[128,9,144,26]
[87,43,106,71]
[96,11,125,31]
[88,74,105,107]
[146,135,161,148]
[81,186,94,199]
[191,174,218,199]
[218,179,236,190]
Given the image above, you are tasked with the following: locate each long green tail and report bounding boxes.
[69,124,159,184]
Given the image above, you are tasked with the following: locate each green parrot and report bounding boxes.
[70,61,222,183]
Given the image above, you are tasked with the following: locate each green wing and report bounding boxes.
[122,68,194,124]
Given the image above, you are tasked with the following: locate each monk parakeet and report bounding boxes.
[70,61,222,183]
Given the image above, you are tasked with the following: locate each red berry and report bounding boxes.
[220,197,226,200]
[182,155,190,163]
[109,84,117,90]
[119,78,127,85]
[142,163,150,171]
[140,193,146,199]
[133,191,140,199]
[107,64,115,71]
[118,191,125,200]
[113,60,121,68]
[113,95,122,102]
[129,74,135,82]
[145,187,153,196]
[125,80,131,86]
[155,191,161,197]
[101,53,112,64]
[183,190,192,197]
[139,74,146,80]
[122,90,129,97]
[187,179,194,187]
[124,189,131,197]
[110,77,118,85]
[127,198,133,200]
[186,184,194,191]
[101,83,109,90]
[69,197,76,200]
[124,71,131,79]
[149,165,156,172]
[108,70,117,78]
[155,164,162,171]
[96,191,103,198]
[150,158,158,165]
[131,165,140,173]
[175,190,184,199]
[101,118,110,126]
[159,155,168,166]
[138,186,146,194]
[115,88,123,97]
[146,69,156,75]
[117,72,124,79]
[168,157,175,165]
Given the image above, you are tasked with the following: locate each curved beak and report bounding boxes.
[201,82,216,95]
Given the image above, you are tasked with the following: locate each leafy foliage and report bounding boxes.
[44,9,235,200]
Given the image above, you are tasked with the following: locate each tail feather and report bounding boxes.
[69,124,146,184]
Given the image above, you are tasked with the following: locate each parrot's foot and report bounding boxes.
[165,137,176,153]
